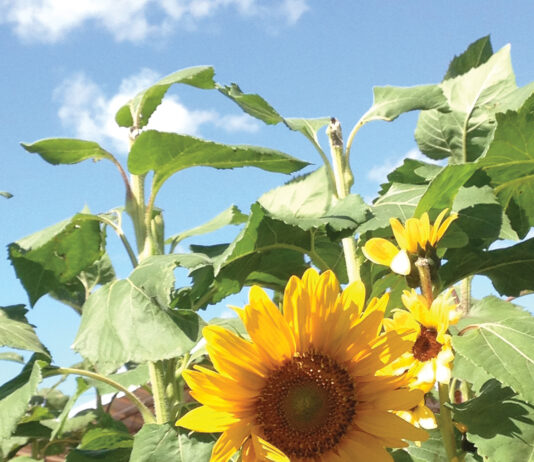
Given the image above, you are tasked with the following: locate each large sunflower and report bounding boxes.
[363,209,458,275]
[382,289,456,393]
[177,269,428,461]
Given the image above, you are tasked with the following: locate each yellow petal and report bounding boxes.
[241,286,295,366]
[210,422,251,462]
[251,433,290,462]
[371,388,424,411]
[356,409,429,443]
[390,249,411,275]
[429,208,448,244]
[390,217,409,250]
[176,405,238,432]
[338,431,393,461]
[419,212,431,246]
[363,238,400,266]
[405,218,422,253]
[341,279,366,316]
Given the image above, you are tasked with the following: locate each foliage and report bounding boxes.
[1,37,534,461]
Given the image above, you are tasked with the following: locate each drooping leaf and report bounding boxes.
[73,255,205,374]
[167,205,247,251]
[0,305,48,355]
[383,158,442,190]
[20,139,114,165]
[453,380,534,461]
[416,45,517,163]
[8,214,104,306]
[362,85,448,123]
[130,424,215,462]
[0,358,46,440]
[217,83,283,125]
[115,66,215,128]
[128,130,309,193]
[414,163,477,216]
[440,239,534,295]
[481,93,534,233]
[444,35,493,80]
[453,297,534,404]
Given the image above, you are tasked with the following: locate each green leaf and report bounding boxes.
[0,352,25,363]
[167,205,247,250]
[416,45,517,163]
[452,350,492,393]
[115,66,215,128]
[440,238,534,295]
[384,158,442,187]
[128,130,309,193]
[73,255,205,374]
[451,185,505,244]
[359,183,428,233]
[453,297,534,404]
[49,253,116,313]
[403,429,449,462]
[0,358,45,440]
[0,305,48,355]
[50,377,90,440]
[415,163,477,216]
[88,364,149,395]
[66,427,132,462]
[8,213,105,306]
[284,117,331,153]
[363,85,448,123]
[217,83,283,125]
[20,139,114,165]
[444,35,493,80]
[482,93,534,232]
[453,380,534,461]
[130,424,215,462]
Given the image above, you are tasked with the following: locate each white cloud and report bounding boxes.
[366,148,443,184]
[1,0,309,43]
[54,69,260,153]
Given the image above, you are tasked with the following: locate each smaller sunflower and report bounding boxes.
[363,209,458,275]
[382,289,457,393]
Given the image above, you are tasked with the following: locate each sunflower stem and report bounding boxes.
[326,118,360,283]
[149,360,171,424]
[460,276,472,316]
[415,258,434,304]
[438,382,458,461]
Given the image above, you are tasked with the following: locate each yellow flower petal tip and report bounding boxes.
[179,269,427,460]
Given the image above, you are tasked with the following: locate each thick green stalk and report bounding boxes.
[326,118,360,283]
[460,276,473,316]
[47,367,155,424]
[149,361,171,424]
[415,258,434,303]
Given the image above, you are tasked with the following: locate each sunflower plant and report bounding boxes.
[1,35,534,462]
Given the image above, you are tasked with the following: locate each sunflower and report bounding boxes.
[176,269,428,461]
[382,289,456,393]
[362,209,458,275]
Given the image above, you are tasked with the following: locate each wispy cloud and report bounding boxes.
[1,0,309,43]
[366,148,444,184]
[54,69,259,153]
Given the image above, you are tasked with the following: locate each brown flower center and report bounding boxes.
[412,326,442,361]
[255,352,356,459]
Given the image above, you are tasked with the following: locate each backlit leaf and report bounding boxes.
[128,130,309,193]
[444,35,493,80]
[73,255,205,374]
[452,297,534,404]
[0,305,48,355]
[130,424,215,462]
[8,214,105,306]
[115,66,215,128]
[21,139,114,165]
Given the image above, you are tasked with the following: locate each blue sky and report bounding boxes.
[2,1,534,389]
